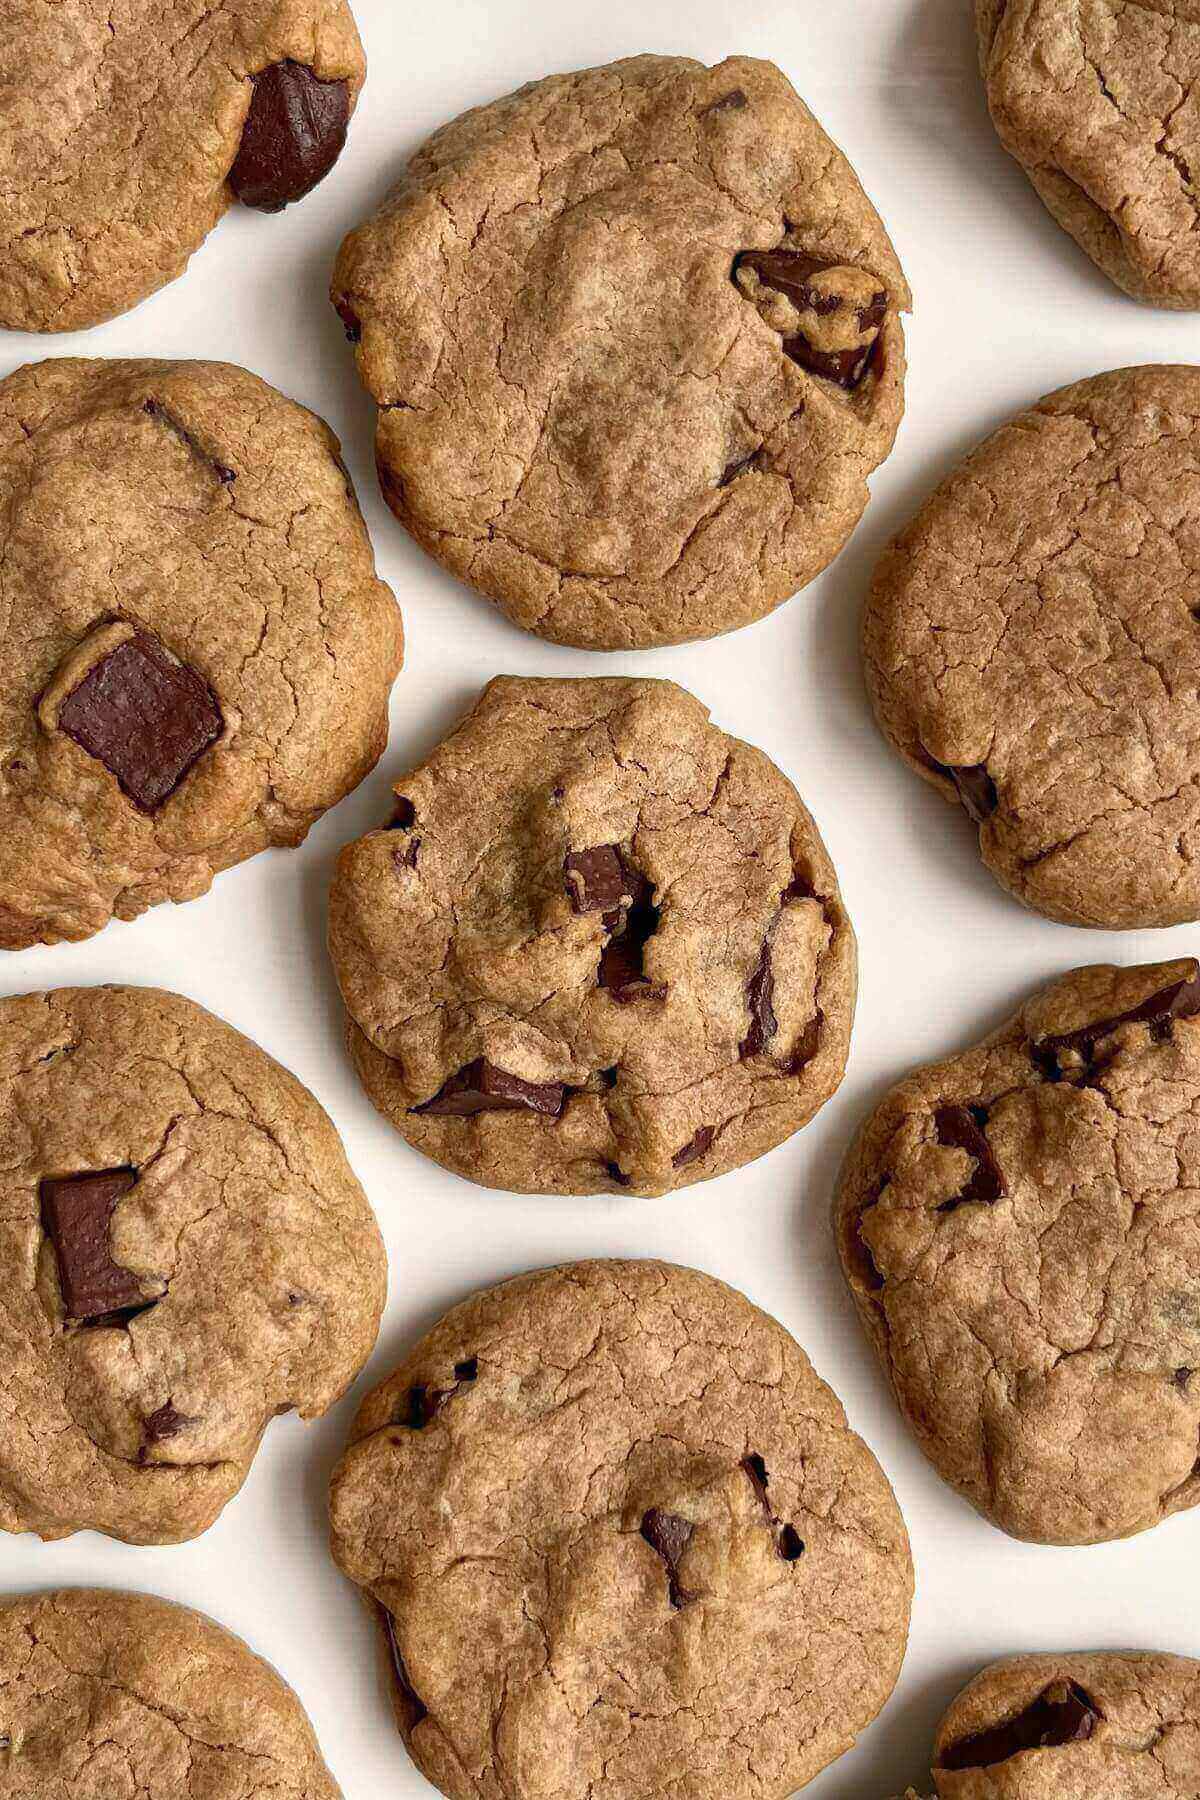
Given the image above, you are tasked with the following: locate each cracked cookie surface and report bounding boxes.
[835,957,1200,1545]
[978,0,1200,308]
[0,1588,342,1796]
[329,1259,913,1800]
[328,675,855,1196]
[0,984,386,1544]
[865,364,1200,928]
[0,0,365,332]
[331,54,909,649]
[0,357,402,949]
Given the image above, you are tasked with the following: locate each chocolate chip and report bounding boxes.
[454,1358,478,1382]
[605,1160,633,1188]
[228,61,350,212]
[742,1453,770,1505]
[139,1400,196,1461]
[640,1507,695,1607]
[741,1454,804,1560]
[143,398,235,483]
[938,1681,1101,1772]
[598,862,665,1003]
[334,296,362,341]
[778,1524,805,1561]
[564,845,629,914]
[1173,1367,1193,1390]
[56,632,222,814]
[1033,969,1200,1082]
[934,1104,1006,1211]
[740,935,778,1060]
[379,1606,428,1732]
[700,87,748,116]
[733,250,888,390]
[399,1383,443,1429]
[672,1125,714,1169]
[412,1059,568,1119]
[718,449,759,487]
[926,758,998,825]
[40,1169,152,1326]
[781,1012,822,1077]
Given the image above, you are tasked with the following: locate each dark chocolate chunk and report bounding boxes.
[781,1012,822,1077]
[454,1358,478,1383]
[57,632,222,813]
[700,87,748,116]
[742,1453,770,1506]
[379,1605,428,1732]
[778,1524,805,1561]
[734,250,888,390]
[741,1453,804,1560]
[718,449,759,487]
[934,1103,1006,1211]
[605,1160,633,1188]
[40,1169,150,1326]
[1033,970,1200,1082]
[143,398,235,483]
[400,1384,444,1429]
[740,937,778,1059]
[565,845,629,914]
[139,1399,197,1461]
[640,1507,695,1607]
[598,862,665,1003]
[334,296,362,341]
[938,1680,1101,1772]
[1173,1367,1193,1390]
[926,757,999,825]
[229,60,350,212]
[390,797,417,829]
[412,1059,567,1119]
[672,1125,714,1169]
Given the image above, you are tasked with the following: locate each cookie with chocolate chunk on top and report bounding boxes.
[329,675,855,1196]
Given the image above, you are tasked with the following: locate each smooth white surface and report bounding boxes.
[2,2,1198,1794]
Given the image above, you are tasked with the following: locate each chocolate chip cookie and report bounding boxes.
[0,1589,342,1795]
[0,357,402,949]
[836,956,1200,1545]
[978,0,1200,308]
[329,1259,913,1800]
[1,0,365,332]
[865,364,1200,928]
[0,984,386,1544]
[331,54,909,649]
[329,676,855,1196]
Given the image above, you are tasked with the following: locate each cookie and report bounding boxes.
[864,364,1200,928]
[835,956,1200,1546]
[331,54,909,649]
[977,0,1200,309]
[329,1259,913,1800]
[329,676,855,1196]
[0,984,386,1544]
[0,357,402,949]
[0,1588,341,1796]
[0,1,365,332]
[930,1651,1200,1797]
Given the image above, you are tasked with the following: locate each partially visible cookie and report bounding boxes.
[0,0,365,331]
[0,1589,341,1796]
[866,364,1200,928]
[0,357,402,948]
[329,676,855,1196]
[332,54,908,648]
[0,985,386,1544]
[329,1259,913,1800]
[977,1,1200,308]
[835,957,1200,1545]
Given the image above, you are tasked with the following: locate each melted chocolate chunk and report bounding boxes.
[605,1160,633,1188]
[454,1358,478,1382]
[1033,971,1200,1081]
[934,1104,1006,1210]
[57,632,222,813]
[718,449,759,487]
[672,1125,714,1169]
[565,845,629,914]
[938,1681,1101,1772]
[390,797,417,829]
[778,1523,805,1560]
[734,250,888,389]
[1173,1367,1193,1390]
[927,758,998,825]
[139,1400,196,1460]
[742,1453,770,1506]
[640,1508,695,1607]
[740,937,778,1060]
[40,1169,150,1326]
[379,1606,428,1732]
[413,1059,567,1119]
[334,296,362,341]
[598,863,665,1003]
[399,1358,478,1430]
[781,1012,822,1077]
[701,87,748,116]
[229,61,350,212]
[143,398,235,482]
[741,1453,805,1560]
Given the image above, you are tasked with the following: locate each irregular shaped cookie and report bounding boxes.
[0,0,365,331]
[332,54,909,648]
[977,0,1200,308]
[0,985,386,1544]
[329,1259,913,1800]
[835,956,1200,1545]
[0,1589,341,1796]
[0,357,402,948]
[329,676,855,1195]
[865,364,1200,928]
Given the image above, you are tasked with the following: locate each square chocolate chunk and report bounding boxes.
[39,1168,148,1324]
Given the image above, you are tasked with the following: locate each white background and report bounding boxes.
[3,2,1198,1794]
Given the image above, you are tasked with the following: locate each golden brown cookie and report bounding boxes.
[978,0,1200,308]
[332,54,909,648]
[329,676,855,1196]
[0,357,402,949]
[0,0,366,332]
[865,364,1200,928]
[835,956,1200,1546]
[0,1589,342,1796]
[329,1259,913,1800]
[0,985,386,1545]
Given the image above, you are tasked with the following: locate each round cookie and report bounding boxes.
[835,956,1200,1546]
[865,364,1200,929]
[329,676,855,1196]
[331,54,909,649]
[0,0,365,332]
[329,1259,913,1800]
[0,984,386,1544]
[0,1589,341,1796]
[0,357,402,949]
[977,0,1200,309]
